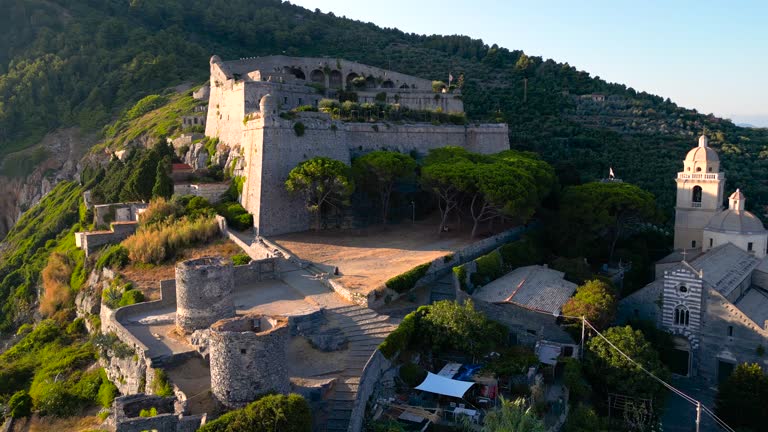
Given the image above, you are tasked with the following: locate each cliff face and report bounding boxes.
[0,128,98,240]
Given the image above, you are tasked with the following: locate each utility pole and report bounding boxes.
[696,401,701,432]
[580,316,585,359]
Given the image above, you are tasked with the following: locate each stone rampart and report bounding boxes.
[173,182,230,204]
[112,394,204,432]
[175,257,235,333]
[209,314,291,408]
[79,221,138,257]
[232,258,278,282]
[348,350,392,432]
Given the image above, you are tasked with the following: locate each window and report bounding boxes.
[728,326,733,337]
[298,98,302,105]
[708,167,713,172]
[692,185,703,203]
[679,285,688,293]
[692,240,697,248]
[748,242,754,251]
[709,238,714,247]
[240,348,247,355]
[674,305,690,326]
[284,96,288,104]
[696,167,702,172]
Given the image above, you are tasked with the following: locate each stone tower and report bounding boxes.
[673,135,725,250]
[209,314,290,408]
[175,257,235,333]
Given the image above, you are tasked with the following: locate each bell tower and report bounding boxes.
[673,135,725,250]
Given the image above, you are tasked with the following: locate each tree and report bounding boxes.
[715,363,768,430]
[151,156,173,199]
[421,300,506,357]
[558,182,656,263]
[585,326,669,404]
[198,393,311,432]
[121,149,160,202]
[481,397,545,432]
[421,159,475,234]
[562,279,617,330]
[352,151,416,223]
[285,157,354,230]
[468,162,537,238]
[7,390,32,418]
[515,53,534,103]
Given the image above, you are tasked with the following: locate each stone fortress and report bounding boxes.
[620,135,768,384]
[204,55,510,235]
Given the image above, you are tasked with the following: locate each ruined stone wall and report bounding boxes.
[80,222,138,256]
[209,315,291,408]
[175,257,235,333]
[172,182,230,204]
[232,258,278,282]
[242,115,509,236]
[112,394,203,432]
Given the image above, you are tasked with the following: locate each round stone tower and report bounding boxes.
[209,314,290,408]
[175,256,235,333]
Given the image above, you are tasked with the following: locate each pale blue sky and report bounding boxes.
[290,0,768,126]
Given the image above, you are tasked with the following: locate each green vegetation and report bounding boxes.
[101,276,144,309]
[484,346,539,377]
[123,215,219,264]
[379,300,506,359]
[384,262,431,293]
[399,363,427,387]
[151,369,173,397]
[198,393,311,432]
[293,121,305,137]
[139,407,158,417]
[285,157,355,230]
[352,151,417,223]
[94,245,130,271]
[231,253,251,266]
[0,320,112,416]
[481,397,545,432]
[454,235,545,293]
[715,363,768,431]
[561,279,617,331]
[216,201,253,231]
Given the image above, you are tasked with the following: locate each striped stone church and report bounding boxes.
[619,135,768,384]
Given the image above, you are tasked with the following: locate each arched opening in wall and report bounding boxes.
[346,72,362,89]
[708,167,713,172]
[286,67,305,80]
[310,69,325,84]
[381,80,395,88]
[400,83,410,89]
[329,70,342,88]
[692,185,702,204]
[696,167,702,172]
[673,304,690,327]
[365,75,377,89]
[669,336,691,376]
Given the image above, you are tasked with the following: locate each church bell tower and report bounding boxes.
[673,135,725,250]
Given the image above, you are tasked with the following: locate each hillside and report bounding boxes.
[3,0,768,221]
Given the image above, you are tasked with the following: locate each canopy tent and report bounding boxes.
[415,372,475,398]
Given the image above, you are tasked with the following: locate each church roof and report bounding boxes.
[684,145,719,163]
[472,265,577,315]
[688,243,761,297]
[733,287,768,329]
[704,208,766,234]
[729,189,746,201]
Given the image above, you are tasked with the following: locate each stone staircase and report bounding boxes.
[321,305,398,432]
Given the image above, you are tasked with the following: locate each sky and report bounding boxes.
[289,0,768,126]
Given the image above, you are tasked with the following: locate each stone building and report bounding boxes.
[619,136,768,383]
[209,314,290,408]
[175,257,235,333]
[204,55,510,236]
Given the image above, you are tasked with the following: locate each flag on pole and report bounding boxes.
[448,73,454,85]
[609,167,615,179]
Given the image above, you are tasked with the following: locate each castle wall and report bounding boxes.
[243,115,509,236]
[206,79,245,147]
[175,257,235,333]
[209,315,290,408]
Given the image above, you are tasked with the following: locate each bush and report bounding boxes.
[470,250,502,286]
[139,407,158,417]
[97,373,118,408]
[94,244,129,270]
[152,370,173,397]
[561,279,616,331]
[123,216,220,264]
[231,253,251,266]
[385,262,431,293]
[453,265,468,292]
[399,363,427,387]
[216,201,253,231]
[138,197,181,226]
[118,289,145,307]
[549,256,593,284]
[562,358,590,402]
[498,237,543,270]
[7,390,33,418]
[293,121,305,137]
[198,393,311,432]
[485,346,538,377]
[379,308,422,358]
[40,252,75,317]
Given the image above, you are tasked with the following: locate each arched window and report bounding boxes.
[696,167,702,172]
[692,186,702,203]
[674,305,690,326]
[708,167,713,172]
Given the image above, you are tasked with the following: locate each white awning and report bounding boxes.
[415,372,475,398]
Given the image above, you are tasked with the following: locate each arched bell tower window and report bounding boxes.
[696,167,702,172]
[692,186,702,204]
[674,305,690,326]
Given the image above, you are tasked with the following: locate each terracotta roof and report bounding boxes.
[172,163,193,171]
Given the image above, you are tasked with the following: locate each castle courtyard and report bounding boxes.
[271,221,480,295]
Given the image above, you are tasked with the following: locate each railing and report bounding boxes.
[677,173,721,180]
[691,202,702,208]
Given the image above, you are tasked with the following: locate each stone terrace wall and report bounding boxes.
[233,258,278,282]
[79,222,138,257]
[173,182,230,204]
[348,350,392,432]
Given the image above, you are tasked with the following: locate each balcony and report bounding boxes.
[691,202,702,208]
[677,172,721,180]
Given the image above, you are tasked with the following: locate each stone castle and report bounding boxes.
[204,55,510,235]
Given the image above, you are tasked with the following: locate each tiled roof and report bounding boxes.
[473,265,577,315]
[688,243,760,297]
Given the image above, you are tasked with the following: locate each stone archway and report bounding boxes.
[286,67,305,80]
[310,69,325,84]
[329,70,342,89]
[346,72,360,88]
[669,336,691,376]
[365,76,376,89]
[381,80,395,88]
[400,83,410,89]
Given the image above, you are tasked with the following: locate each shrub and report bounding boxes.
[470,250,502,286]
[118,289,145,307]
[40,252,75,317]
[123,216,220,264]
[498,237,544,270]
[231,253,251,266]
[152,369,173,397]
[379,308,421,359]
[562,279,617,331]
[399,363,427,387]
[97,372,118,408]
[294,105,316,112]
[8,390,33,418]
[198,393,311,432]
[485,346,538,377]
[139,197,180,226]
[318,99,339,113]
[215,202,253,231]
[293,121,305,137]
[453,264,469,292]
[385,262,431,293]
[139,407,158,417]
[66,318,86,336]
[183,196,215,218]
[562,358,590,402]
[94,244,130,270]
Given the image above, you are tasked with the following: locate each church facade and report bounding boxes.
[619,135,768,384]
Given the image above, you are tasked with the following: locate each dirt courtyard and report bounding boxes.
[271,221,478,294]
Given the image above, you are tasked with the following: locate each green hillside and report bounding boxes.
[2,0,768,211]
